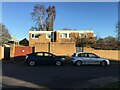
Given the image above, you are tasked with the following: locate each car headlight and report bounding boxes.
[26,55,28,59]
[71,58,75,60]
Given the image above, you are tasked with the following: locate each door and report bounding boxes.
[4,47,10,60]
[36,52,45,65]
[78,53,90,64]
[43,52,54,65]
[88,53,100,64]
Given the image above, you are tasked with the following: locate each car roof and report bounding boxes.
[35,52,50,53]
[35,52,55,55]
[76,52,94,54]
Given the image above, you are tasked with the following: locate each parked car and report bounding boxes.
[71,52,110,66]
[25,52,66,66]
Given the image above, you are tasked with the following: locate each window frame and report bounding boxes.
[59,33,71,39]
[46,33,51,39]
[31,33,40,39]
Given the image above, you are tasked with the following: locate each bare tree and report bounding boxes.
[51,6,56,31]
[0,24,11,45]
[116,21,120,42]
[31,5,46,31]
[31,5,56,31]
[46,5,56,31]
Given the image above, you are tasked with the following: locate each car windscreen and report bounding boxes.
[71,53,76,57]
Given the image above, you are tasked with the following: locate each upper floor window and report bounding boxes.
[46,33,51,39]
[60,33,71,38]
[79,33,87,38]
[32,34,40,38]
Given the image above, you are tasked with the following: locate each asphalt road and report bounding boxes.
[1,60,120,89]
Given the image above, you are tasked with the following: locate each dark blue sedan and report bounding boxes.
[25,52,66,66]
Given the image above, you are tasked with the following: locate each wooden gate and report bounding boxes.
[4,47,10,60]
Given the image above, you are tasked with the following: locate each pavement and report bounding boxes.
[77,76,119,88]
[1,76,119,89]
[2,76,45,88]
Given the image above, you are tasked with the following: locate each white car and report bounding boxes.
[71,52,110,66]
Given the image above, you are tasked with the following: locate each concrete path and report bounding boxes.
[2,76,46,88]
[1,76,119,89]
[77,76,119,88]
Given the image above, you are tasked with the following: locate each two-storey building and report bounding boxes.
[29,30,96,56]
[29,30,95,46]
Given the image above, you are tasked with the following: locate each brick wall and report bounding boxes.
[10,45,33,60]
[84,47,120,61]
[34,42,75,56]
[0,46,4,60]
[14,46,33,57]
[35,43,49,52]
[50,42,76,56]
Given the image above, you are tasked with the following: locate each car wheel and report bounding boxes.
[55,61,62,66]
[101,61,107,66]
[29,61,36,66]
[75,61,82,66]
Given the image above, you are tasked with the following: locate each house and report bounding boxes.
[29,30,96,56]
[29,30,95,46]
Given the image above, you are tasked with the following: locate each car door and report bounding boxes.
[36,52,45,65]
[88,53,100,64]
[78,53,91,64]
[43,52,55,65]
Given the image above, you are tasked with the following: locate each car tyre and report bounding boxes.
[101,61,107,66]
[29,61,36,66]
[55,61,62,66]
[75,61,82,66]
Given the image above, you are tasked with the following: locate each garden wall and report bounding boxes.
[84,47,120,61]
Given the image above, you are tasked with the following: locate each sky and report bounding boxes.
[2,2,118,41]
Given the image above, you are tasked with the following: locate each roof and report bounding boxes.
[76,52,94,54]
[29,30,94,34]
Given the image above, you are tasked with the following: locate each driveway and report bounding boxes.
[1,60,120,89]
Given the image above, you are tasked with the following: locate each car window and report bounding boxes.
[78,53,88,57]
[88,53,98,58]
[37,53,43,56]
[71,53,76,57]
[44,53,52,56]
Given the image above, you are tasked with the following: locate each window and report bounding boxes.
[64,33,67,38]
[68,34,71,38]
[46,33,51,39]
[80,34,85,38]
[60,33,70,38]
[79,33,87,38]
[78,53,88,57]
[32,34,40,38]
[60,34,62,38]
[44,53,51,56]
[37,53,43,56]
[88,53,98,58]
[84,33,87,38]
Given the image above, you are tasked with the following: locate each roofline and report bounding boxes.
[56,30,94,33]
[29,30,94,33]
[29,31,53,33]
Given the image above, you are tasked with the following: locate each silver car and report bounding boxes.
[71,52,110,66]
